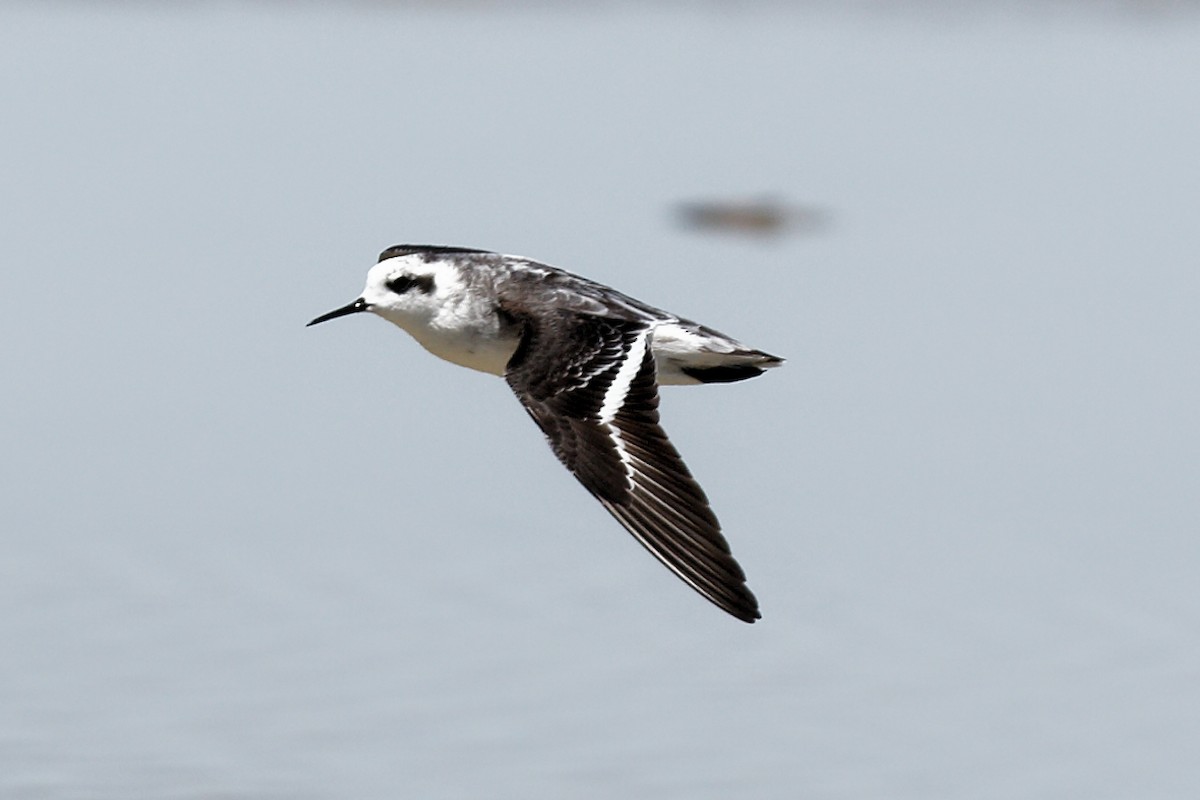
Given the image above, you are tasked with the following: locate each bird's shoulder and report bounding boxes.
[488,257,668,326]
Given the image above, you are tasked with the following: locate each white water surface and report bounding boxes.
[1,3,1198,798]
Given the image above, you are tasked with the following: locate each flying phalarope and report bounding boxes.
[309,245,783,622]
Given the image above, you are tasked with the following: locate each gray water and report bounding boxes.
[2,3,1198,798]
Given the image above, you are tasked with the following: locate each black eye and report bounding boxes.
[386,274,435,295]
[386,275,415,294]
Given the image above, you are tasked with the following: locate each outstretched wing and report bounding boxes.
[503,308,760,623]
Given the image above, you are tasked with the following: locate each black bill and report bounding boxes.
[307,297,370,327]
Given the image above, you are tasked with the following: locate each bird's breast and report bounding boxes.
[409,315,519,377]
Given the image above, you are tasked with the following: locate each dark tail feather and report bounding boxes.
[680,364,767,383]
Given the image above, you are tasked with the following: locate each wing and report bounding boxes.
[503,308,761,623]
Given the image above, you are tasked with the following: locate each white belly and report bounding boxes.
[410,325,519,377]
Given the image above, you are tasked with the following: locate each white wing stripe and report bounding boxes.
[597,328,651,486]
[598,329,649,423]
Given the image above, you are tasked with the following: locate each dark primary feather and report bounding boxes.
[502,306,761,623]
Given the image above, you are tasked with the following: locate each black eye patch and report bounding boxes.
[386,274,435,295]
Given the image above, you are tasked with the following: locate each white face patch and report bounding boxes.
[361,257,446,320]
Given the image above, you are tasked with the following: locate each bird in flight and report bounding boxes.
[308,245,782,622]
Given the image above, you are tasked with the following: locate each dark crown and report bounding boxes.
[377,244,494,263]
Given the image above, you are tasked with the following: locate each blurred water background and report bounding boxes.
[2,2,1198,798]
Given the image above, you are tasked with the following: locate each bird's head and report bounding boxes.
[307,251,448,330]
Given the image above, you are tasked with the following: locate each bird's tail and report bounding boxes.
[680,349,784,384]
